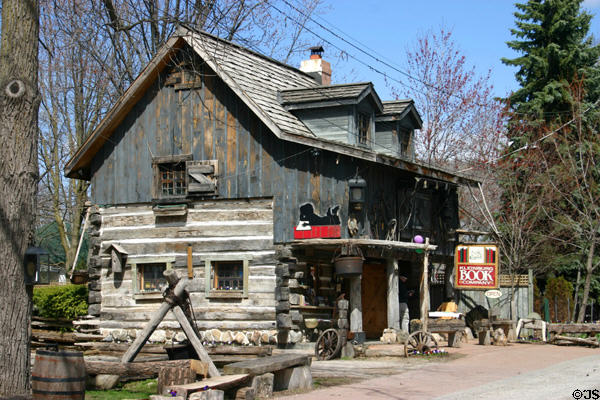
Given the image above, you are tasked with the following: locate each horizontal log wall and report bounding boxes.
[96,198,278,338]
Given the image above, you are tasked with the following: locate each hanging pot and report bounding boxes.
[334,255,363,276]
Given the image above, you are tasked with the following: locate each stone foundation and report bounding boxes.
[98,328,306,346]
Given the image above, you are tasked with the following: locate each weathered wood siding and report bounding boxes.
[292,107,351,144]
[374,121,398,157]
[89,48,458,253]
[96,198,277,332]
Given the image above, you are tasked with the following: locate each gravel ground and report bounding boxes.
[437,354,600,400]
[279,340,600,400]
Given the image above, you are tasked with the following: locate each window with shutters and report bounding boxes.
[186,160,218,196]
[152,155,217,200]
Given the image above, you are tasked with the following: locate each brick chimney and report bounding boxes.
[300,46,331,85]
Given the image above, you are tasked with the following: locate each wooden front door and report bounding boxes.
[361,263,387,339]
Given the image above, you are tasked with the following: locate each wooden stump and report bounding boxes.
[234,386,255,400]
[448,331,462,348]
[158,366,196,395]
[478,329,491,345]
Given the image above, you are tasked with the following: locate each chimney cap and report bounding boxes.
[309,46,324,56]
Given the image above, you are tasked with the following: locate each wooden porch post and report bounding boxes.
[420,238,430,332]
[349,275,364,342]
[387,258,400,330]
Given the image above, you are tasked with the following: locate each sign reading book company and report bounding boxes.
[454,244,499,289]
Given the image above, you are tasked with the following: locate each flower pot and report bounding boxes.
[334,256,363,276]
[70,271,88,285]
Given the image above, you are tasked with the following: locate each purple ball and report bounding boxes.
[413,235,424,244]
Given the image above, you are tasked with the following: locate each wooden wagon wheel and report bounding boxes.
[315,328,342,360]
[404,330,438,357]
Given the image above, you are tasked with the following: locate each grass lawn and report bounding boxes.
[86,379,157,400]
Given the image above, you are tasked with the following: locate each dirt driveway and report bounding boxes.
[280,340,600,399]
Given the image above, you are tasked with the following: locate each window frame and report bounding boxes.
[130,257,174,298]
[204,256,251,299]
[399,127,412,157]
[357,112,371,146]
[152,154,193,200]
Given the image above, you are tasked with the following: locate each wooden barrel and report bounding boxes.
[32,350,86,399]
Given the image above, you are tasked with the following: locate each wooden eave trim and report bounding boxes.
[407,106,423,128]
[376,154,480,186]
[279,131,377,162]
[356,84,383,113]
[64,36,187,179]
[282,98,357,110]
[185,35,297,142]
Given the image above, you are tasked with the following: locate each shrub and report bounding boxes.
[33,284,88,320]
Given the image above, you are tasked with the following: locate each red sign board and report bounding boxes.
[293,225,341,239]
[455,244,499,289]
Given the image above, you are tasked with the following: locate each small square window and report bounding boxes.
[211,261,244,291]
[138,263,167,292]
[357,113,370,145]
[159,163,186,197]
[205,258,249,298]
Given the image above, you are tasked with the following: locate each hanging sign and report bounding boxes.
[454,244,499,289]
[293,203,341,239]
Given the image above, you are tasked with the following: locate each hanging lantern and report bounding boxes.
[348,176,367,211]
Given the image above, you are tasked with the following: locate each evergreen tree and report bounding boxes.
[502,0,600,125]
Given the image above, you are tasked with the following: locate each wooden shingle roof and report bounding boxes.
[279,82,382,111]
[381,100,413,114]
[64,27,476,186]
[376,100,423,128]
[184,31,318,138]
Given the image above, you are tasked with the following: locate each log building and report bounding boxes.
[65,27,477,345]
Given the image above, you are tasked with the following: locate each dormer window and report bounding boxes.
[357,112,370,146]
[400,128,412,157]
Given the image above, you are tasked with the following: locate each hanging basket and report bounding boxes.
[70,271,88,285]
[333,244,364,276]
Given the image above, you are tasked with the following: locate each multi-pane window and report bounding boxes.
[400,129,411,156]
[159,163,186,197]
[357,113,370,145]
[138,263,166,292]
[211,261,244,291]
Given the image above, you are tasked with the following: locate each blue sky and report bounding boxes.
[306,0,600,100]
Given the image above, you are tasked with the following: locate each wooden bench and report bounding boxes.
[428,319,466,348]
[223,353,312,393]
[166,374,250,398]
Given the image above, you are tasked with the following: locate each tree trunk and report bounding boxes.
[0,0,39,395]
[572,266,581,323]
[577,241,595,323]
